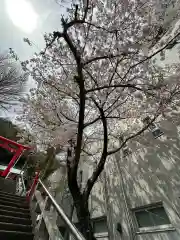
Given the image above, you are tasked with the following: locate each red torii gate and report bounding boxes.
[0,136,31,177]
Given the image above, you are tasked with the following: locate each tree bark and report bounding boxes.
[74,198,96,240]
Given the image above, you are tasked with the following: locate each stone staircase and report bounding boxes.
[0,175,85,240]
[0,190,34,239]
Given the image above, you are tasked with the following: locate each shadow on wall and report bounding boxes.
[44,116,180,240]
[103,119,180,240]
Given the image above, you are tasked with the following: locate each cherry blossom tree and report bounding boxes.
[0,53,27,111]
[19,0,180,239]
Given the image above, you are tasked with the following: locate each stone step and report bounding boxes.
[0,221,32,233]
[0,203,30,214]
[0,194,27,204]
[0,214,31,225]
[0,230,34,240]
[0,177,16,194]
[0,208,30,219]
[0,197,28,208]
[0,196,29,207]
[0,190,26,201]
[0,180,33,239]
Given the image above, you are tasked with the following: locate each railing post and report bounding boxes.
[19,173,26,196]
[1,147,23,177]
[39,179,86,240]
[26,171,40,201]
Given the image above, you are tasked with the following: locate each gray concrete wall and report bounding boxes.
[92,119,180,240]
[47,118,180,240]
[0,176,16,193]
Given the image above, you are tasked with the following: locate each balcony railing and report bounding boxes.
[16,172,85,240]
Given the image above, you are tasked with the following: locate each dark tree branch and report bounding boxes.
[104,96,129,115]
[122,31,180,80]
[74,4,78,20]
[84,113,129,129]
[44,81,80,106]
[86,83,143,93]
[81,149,94,156]
[43,31,64,53]
[62,31,85,195]
[52,103,63,123]
[83,0,89,21]
[84,116,101,128]
[84,99,108,200]
[63,32,81,66]
[45,18,87,205]
[102,57,125,107]
[84,52,129,66]
[82,7,93,54]
[84,68,99,88]
[107,116,158,155]
[66,148,81,203]
[83,21,115,33]
[64,19,111,33]
[59,110,78,123]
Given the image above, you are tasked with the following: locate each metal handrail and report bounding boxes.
[38,179,86,240]
[20,173,26,195]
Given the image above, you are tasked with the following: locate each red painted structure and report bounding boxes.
[26,170,40,201]
[0,136,30,177]
[0,136,40,199]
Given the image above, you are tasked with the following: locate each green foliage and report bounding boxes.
[24,147,61,188]
[0,118,60,185]
[0,118,20,141]
[40,147,60,181]
[0,53,27,110]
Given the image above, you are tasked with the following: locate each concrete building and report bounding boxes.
[82,115,180,240]
[50,115,180,240]
[42,2,180,239]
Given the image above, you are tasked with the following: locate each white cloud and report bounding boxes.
[6,0,38,33]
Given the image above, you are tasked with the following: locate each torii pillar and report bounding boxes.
[0,136,30,178]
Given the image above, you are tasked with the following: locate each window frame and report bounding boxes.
[74,216,109,238]
[142,117,164,139]
[122,147,131,157]
[150,125,164,139]
[132,202,173,233]
[92,216,109,238]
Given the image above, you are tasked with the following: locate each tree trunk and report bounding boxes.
[74,199,96,240]
[64,204,74,240]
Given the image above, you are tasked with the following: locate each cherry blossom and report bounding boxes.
[18,1,180,239]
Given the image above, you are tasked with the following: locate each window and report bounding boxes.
[133,204,171,229]
[122,147,131,157]
[58,226,66,237]
[119,136,132,157]
[74,222,82,231]
[93,217,108,234]
[74,217,108,237]
[148,122,157,131]
[143,116,164,139]
[151,128,164,139]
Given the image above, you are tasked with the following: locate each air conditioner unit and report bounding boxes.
[151,128,164,139]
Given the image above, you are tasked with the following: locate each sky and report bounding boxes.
[0,0,66,60]
[0,0,67,119]
[0,0,180,120]
[0,0,179,69]
[0,0,179,65]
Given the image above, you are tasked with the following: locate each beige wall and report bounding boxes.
[88,119,180,239]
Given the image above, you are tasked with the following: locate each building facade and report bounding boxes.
[49,117,180,240]
[86,117,180,240]
[46,2,180,238]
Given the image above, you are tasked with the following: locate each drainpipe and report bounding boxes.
[115,153,136,240]
[64,170,83,240]
[26,170,40,201]
[103,169,115,240]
